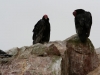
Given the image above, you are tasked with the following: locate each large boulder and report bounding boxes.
[0,42,66,75]
[0,34,99,75]
[61,34,99,75]
[87,48,100,75]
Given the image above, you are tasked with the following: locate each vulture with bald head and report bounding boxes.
[73,9,92,42]
[32,14,50,44]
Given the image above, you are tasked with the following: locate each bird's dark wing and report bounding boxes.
[75,14,85,35]
[47,22,50,41]
[75,12,92,36]
[43,22,50,42]
[85,12,92,37]
[33,20,43,32]
[87,12,92,26]
[0,50,12,58]
[32,20,46,44]
[0,50,7,54]
[75,12,92,42]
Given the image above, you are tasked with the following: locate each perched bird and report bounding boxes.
[73,9,92,42]
[32,14,50,44]
[0,49,12,58]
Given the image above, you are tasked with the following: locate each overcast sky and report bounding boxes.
[0,0,100,51]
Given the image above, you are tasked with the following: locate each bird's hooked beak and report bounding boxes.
[73,11,76,17]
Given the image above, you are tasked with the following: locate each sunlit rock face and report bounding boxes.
[0,34,99,75]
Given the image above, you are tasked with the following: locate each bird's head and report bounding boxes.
[43,14,48,20]
[73,9,85,17]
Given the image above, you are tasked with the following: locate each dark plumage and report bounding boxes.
[73,9,92,42]
[0,49,12,58]
[32,14,50,44]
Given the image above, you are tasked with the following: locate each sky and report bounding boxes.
[0,0,100,51]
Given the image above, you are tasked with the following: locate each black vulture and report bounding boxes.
[0,49,12,58]
[73,9,92,42]
[32,14,50,44]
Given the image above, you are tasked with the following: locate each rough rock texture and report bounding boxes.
[61,34,99,75]
[0,41,66,75]
[0,34,99,75]
[87,48,100,75]
[87,64,100,75]
[96,47,100,53]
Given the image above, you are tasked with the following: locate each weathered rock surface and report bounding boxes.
[96,47,100,53]
[0,34,99,75]
[87,48,100,75]
[61,34,99,75]
[0,42,66,75]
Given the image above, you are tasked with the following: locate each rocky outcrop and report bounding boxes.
[96,47,100,61]
[87,48,100,75]
[96,47,100,53]
[87,64,100,75]
[0,34,99,75]
[0,41,66,75]
[61,34,99,75]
